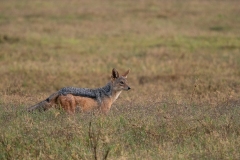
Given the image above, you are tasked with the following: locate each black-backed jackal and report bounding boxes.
[28,68,131,114]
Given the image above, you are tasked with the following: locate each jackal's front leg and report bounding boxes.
[100,99,113,114]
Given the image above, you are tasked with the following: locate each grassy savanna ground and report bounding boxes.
[1,0,240,159]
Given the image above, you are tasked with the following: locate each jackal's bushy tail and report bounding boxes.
[27,92,59,112]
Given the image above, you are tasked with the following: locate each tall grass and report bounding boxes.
[0,100,240,159]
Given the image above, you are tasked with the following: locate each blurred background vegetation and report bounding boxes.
[0,0,240,159]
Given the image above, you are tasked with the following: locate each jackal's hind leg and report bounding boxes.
[57,94,76,114]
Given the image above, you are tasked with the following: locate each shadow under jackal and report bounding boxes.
[27,68,131,114]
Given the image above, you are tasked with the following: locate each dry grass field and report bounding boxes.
[1,0,240,159]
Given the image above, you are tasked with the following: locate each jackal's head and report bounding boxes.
[111,68,131,91]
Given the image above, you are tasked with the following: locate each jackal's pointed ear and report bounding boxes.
[112,68,119,79]
[122,69,130,78]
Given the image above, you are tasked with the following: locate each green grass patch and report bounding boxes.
[1,101,240,159]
